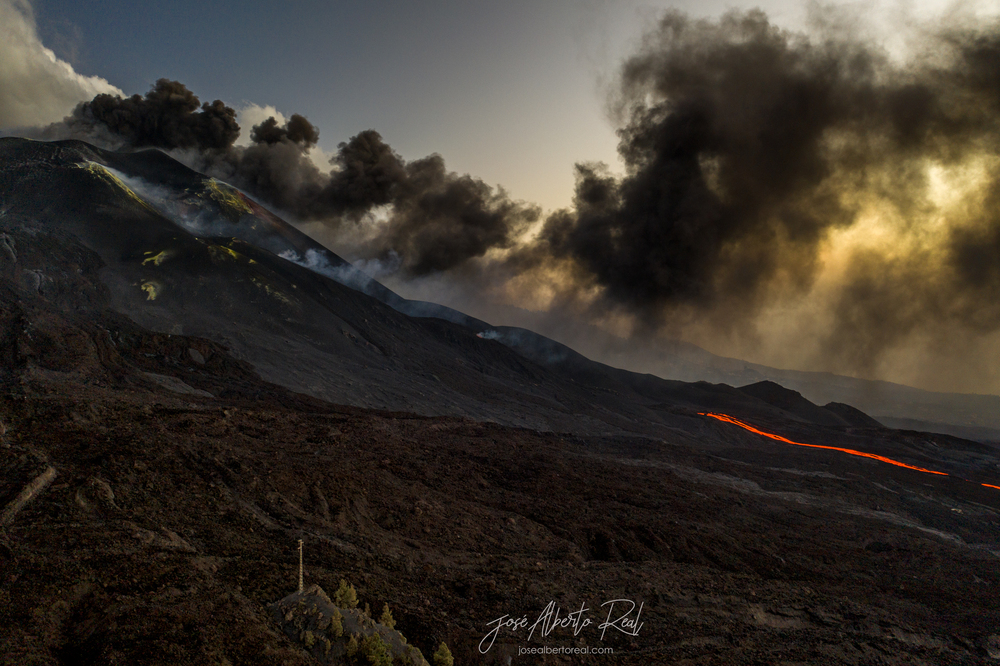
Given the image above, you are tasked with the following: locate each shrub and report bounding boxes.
[330,609,344,637]
[335,579,359,608]
[379,603,395,629]
[360,633,393,666]
[433,642,454,666]
[346,634,360,658]
[303,630,315,648]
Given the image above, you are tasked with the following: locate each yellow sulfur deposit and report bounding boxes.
[208,244,242,261]
[251,277,292,304]
[77,162,158,214]
[142,250,171,266]
[203,179,253,221]
[140,281,160,301]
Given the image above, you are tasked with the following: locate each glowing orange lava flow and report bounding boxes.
[699,412,949,476]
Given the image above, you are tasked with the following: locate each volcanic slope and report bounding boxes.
[0,137,696,437]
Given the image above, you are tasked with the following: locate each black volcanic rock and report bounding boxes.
[0,138,596,429]
[1,367,999,664]
[739,380,852,427]
[824,401,885,428]
[481,326,809,422]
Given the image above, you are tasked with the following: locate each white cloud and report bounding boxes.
[307,143,334,172]
[236,101,333,170]
[0,0,122,129]
[234,103,286,146]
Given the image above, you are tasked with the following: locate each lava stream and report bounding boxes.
[699,412,964,477]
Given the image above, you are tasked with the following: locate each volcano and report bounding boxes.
[1,137,1000,664]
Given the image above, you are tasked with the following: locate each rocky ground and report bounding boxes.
[1,362,999,664]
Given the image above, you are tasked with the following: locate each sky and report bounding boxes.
[4,0,1000,396]
[16,0,935,211]
[23,0,627,211]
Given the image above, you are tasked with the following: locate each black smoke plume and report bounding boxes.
[318,129,406,218]
[374,154,540,274]
[48,80,536,274]
[519,8,1000,386]
[540,9,944,313]
[250,114,320,148]
[74,79,240,150]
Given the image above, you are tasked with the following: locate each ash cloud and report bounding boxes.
[372,6,1000,392]
[541,9,953,315]
[319,129,406,218]
[373,154,540,274]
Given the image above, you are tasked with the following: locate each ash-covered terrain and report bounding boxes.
[1,137,1000,664]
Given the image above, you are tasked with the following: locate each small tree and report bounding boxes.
[360,633,393,666]
[433,642,454,666]
[379,603,396,629]
[345,634,360,658]
[335,579,359,608]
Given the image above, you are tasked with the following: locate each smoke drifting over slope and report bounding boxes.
[39,79,539,276]
[249,114,319,148]
[15,6,1000,392]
